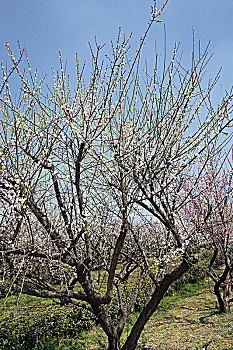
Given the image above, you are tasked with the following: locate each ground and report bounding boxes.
[0,279,232,349]
[137,282,233,349]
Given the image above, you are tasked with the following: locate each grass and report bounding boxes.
[137,280,233,349]
[0,278,232,349]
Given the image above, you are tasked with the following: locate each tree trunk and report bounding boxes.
[214,278,232,314]
[121,258,192,350]
[108,335,121,350]
[209,250,232,314]
[214,285,229,313]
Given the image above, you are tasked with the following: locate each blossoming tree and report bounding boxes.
[181,150,233,313]
[0,1,233,348]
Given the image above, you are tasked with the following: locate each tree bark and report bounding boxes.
[108,335,121,350]
[214,279,232,314]
[121,258,192,350]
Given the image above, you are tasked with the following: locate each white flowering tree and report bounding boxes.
[0,2,233,349]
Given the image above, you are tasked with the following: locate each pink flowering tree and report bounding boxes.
[180,150,233,313]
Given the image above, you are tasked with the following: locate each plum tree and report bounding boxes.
[0,1,233,348]
[181,150,233,313]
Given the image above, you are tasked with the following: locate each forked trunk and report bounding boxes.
[209,250,232,314]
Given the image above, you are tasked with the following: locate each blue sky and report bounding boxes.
[1,0,233,92]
